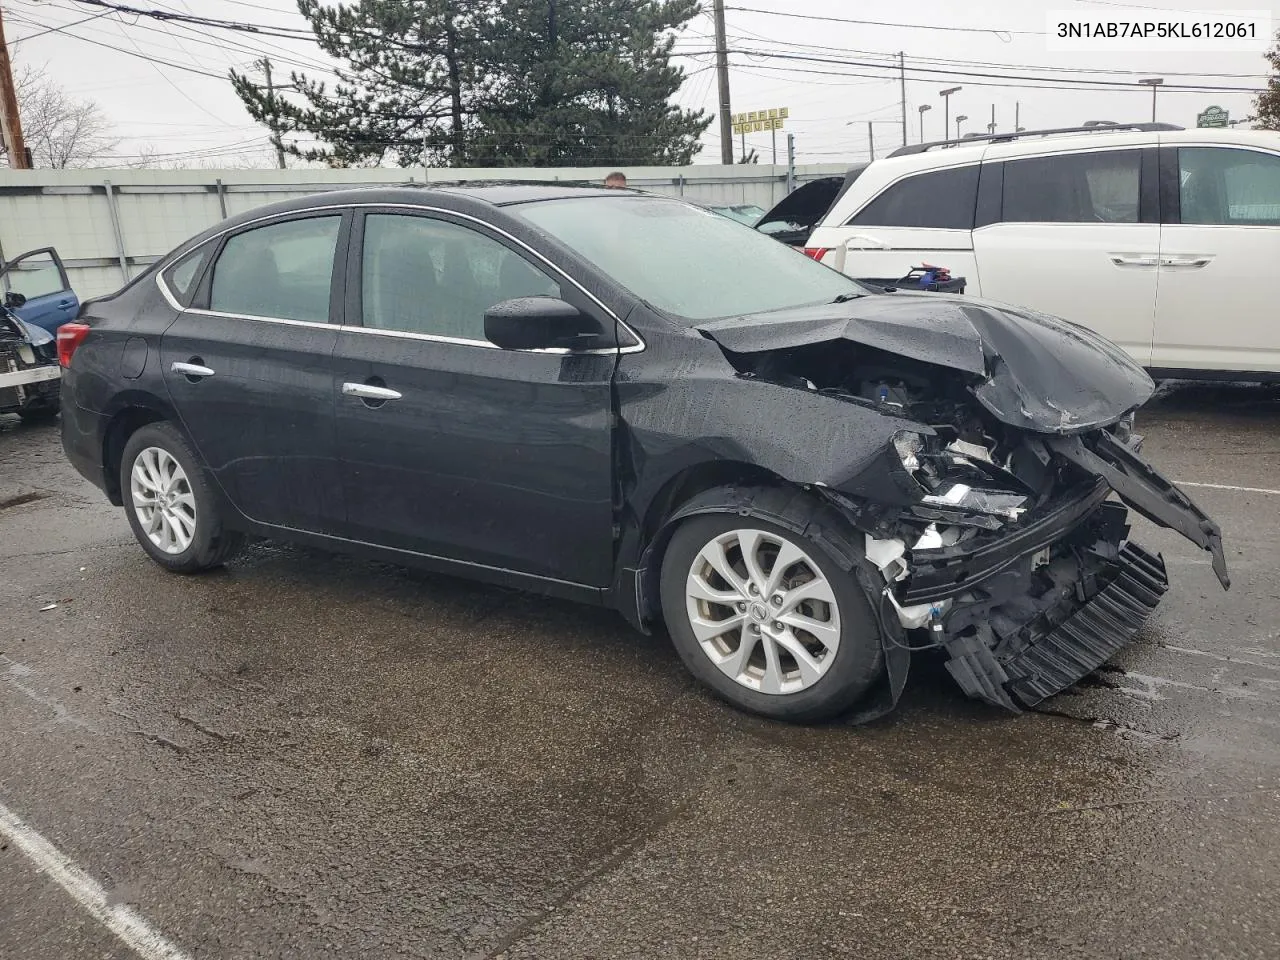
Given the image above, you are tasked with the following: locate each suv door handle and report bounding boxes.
[172,361,215,378]
[845,234,889,250]
[1110,255,1160,268]
[342,382,402,402]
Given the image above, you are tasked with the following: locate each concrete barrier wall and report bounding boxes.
[0,164,847,299]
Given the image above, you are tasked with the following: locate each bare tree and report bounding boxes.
[1,63,119,168]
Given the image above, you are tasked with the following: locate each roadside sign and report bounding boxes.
[732,107,788,135]
[1197,105,1229,128]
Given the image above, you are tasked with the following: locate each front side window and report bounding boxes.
[209,216,341,323]
[515,196,865,322]
[361,213,560,340]
[1003,150,1141,223]
[1179,147,1280,226]
[848,166,979,230]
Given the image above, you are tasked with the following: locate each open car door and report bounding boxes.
[1,247,80,335]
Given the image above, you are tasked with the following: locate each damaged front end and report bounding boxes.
[698,296,1229,714]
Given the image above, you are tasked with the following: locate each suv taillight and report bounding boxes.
[56,323,91,368]
[802,247,831,262]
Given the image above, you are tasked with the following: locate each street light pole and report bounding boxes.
[955,114,968,139]
[1140,77,1164,123]
[917,103,931,143]
[939,86,961,142]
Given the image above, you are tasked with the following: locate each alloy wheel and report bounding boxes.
[130,446,196,555]
[684,528,842,695]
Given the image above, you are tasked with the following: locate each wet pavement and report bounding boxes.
[1,384,1277,959]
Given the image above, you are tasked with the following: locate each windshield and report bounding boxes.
[514,195,864,321]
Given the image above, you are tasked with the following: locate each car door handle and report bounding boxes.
[1110,255,1160,268]
[1161,256,1212,269]
[171,361,215,378]
[845,234,889,250]
[342,382,402,402]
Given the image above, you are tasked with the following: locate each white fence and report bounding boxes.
[0,163,847,299]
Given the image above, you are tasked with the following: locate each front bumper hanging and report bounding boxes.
[943,541,1169,711]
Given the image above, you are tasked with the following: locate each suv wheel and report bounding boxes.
[660,506,883,722]
[120,422,244,573]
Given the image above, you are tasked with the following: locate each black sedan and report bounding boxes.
[58,185,1228,722]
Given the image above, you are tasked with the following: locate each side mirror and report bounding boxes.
[3,291,27,309]
[483,297,610,351]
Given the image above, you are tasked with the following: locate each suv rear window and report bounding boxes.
[1002,150,1141,223]
[847,165,979,230]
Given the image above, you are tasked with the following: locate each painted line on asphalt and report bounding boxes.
[0,798,192,960]
[1176,481,1280,496]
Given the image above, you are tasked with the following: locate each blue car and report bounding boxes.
[2,247,81,335]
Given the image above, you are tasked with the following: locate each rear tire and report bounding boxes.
[120,421,244,573]
[660,502,883,723]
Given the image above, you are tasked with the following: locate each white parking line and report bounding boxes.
[1176,481,1280,496]
[0,799,192,960]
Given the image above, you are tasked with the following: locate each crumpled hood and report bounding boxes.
[697,291,1155,434]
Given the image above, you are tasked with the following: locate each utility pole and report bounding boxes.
[713,0,733,165]
[0,3,31,170]
[939,86,961,143]
[1140,77,1163,122]
[785,132,795,194]
[898,52,907,148]
[256,57,287,169]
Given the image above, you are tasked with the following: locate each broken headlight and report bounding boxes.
[921,481,1027,521]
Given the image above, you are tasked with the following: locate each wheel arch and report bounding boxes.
[612,464,866,635]
[99,391,182,505]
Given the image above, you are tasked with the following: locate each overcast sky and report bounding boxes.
[4,0,1276,168]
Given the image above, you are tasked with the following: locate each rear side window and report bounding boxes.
[847,166,979,229]
[162,246,211,305]
[1003,150,1141,223]
[209,216,341,323]
[1179,147,1280,226]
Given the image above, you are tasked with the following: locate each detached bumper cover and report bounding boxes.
[1048,431,1229,589]
[944,542,1168,710]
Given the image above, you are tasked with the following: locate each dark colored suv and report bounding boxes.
[60,185,1227,722]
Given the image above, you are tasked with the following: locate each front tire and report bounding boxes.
[660,504,883,723]
[120,422,244,573]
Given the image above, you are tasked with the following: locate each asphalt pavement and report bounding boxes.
[1,384,1278,960]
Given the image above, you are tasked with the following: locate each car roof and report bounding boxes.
[167,182,639,259]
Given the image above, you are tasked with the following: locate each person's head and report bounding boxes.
[604,171,627,189]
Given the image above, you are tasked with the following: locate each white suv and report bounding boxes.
[803,123,1280,377]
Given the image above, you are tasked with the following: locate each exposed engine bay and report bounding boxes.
[713,336,1227,714]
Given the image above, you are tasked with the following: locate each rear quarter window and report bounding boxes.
[847,165,979,230]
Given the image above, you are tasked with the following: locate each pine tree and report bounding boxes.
[230,1,486,167]
[470,0,709,166]
[1256,30,1280,130]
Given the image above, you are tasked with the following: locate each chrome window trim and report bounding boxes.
[153,201,645,354]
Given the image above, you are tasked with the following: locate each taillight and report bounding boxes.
[802,247,832,262]
[56,323,91,368]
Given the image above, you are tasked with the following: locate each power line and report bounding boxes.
[10,8,112,42]
[673,48,1267,94]
[724,5,1044,37]
[724,30,1269,81]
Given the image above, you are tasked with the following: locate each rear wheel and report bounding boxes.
[660,505,883,722]
[120,422,244,573]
